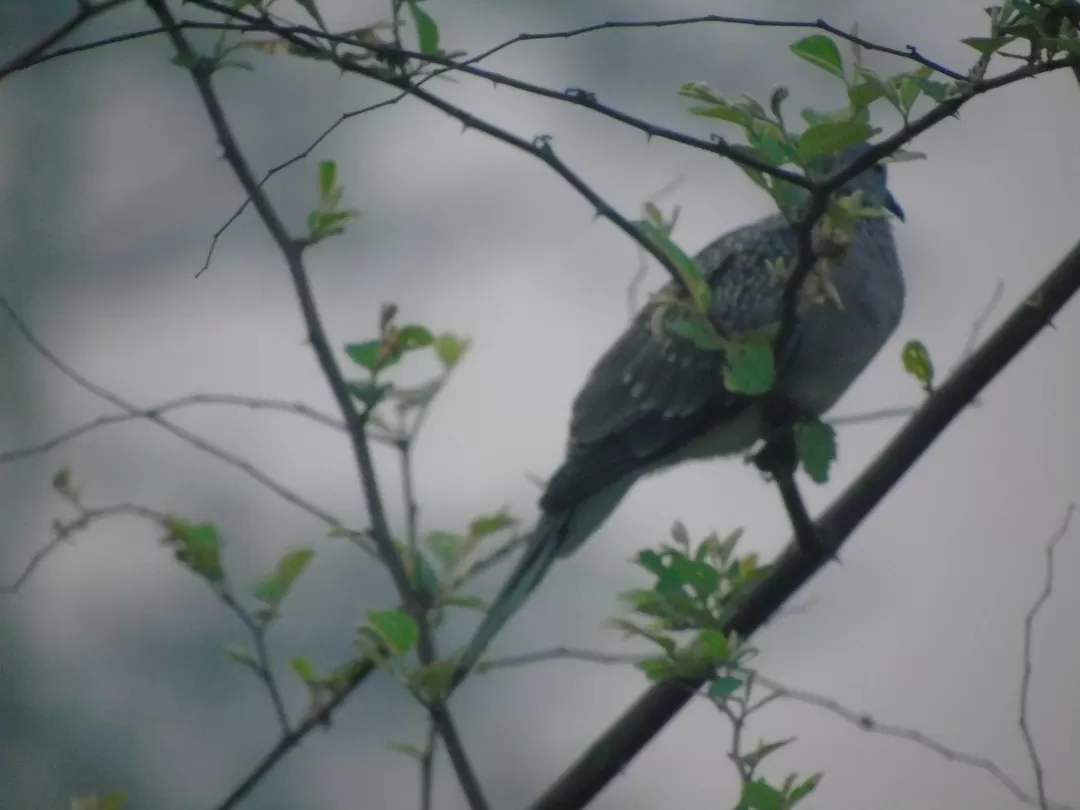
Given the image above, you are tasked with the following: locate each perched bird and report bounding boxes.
[453,144,905,685]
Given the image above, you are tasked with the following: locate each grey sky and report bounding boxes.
[1,0,1079,808]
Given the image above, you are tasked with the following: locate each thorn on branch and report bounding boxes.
[564,87,598,103]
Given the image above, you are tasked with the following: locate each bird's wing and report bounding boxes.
[540,230,777,516]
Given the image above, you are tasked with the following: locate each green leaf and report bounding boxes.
[632,220,710,311]
[723,338,775,395]
[397,324,435,349]
[907,74,951,102]
[443,593,487,611]
[687,101,752,128]
[425,530,464,566]
[961,35,1016,54]
[434,332,469,369]
[790,35,845,79]
[796,120,876,160]
[746,121,794,167]
[469,507,517,539]
[855,67,901,112]
[166,519,225,583]
[667,316,724,351]
[847,78,886,113]
[794,420,836,484]
[405,0,440,54]
[739,779,786,810]
[98,792,128,810]
[399,545,440,599]
[291,655,318,682]
[739,737,796,772]
[635,656,679,679]
[902,339,935,392]
[709,674,744,698]
[318,160,336,199]
[696,628,732,662]
[388,740,427,759]
[366,608,419,654]
[252,547,314,605]
[729,144,771,191]
[294,0,327,31]
[606,617,677,655]
[170,51,202,70]
[348,379,392,408]
[223,641,258,668]
[345,340,382,371]
[667,555,720,600]
[410,660,454,699]
[1046,37,1080,58]
[788,772,824,804]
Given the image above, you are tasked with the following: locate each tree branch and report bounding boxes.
[0,299,372,552]
[143,2,487,806]
[525,236,1080,810]
[0,0,135,82]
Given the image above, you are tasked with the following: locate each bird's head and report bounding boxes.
[813,142,905,222]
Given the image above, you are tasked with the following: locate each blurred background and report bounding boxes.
[2,0,1079,808]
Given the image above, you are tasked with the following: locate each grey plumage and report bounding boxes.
[452,145,905,686]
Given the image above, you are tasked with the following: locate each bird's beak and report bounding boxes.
[885,191,905,222]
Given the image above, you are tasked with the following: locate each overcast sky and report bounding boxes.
[2,0,1079,809]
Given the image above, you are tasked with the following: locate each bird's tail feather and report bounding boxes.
[449,474,637,691]
[451,514,565,689]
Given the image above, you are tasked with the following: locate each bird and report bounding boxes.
[452,143,906,686]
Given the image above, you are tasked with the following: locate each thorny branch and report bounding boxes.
[143,2,488,807]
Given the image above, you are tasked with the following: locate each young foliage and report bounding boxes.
[902,339,936,393]
[163,518,225,584]
[307,160,359,244]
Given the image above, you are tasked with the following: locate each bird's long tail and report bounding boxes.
[450,513,566,690]
[449,474,637,690]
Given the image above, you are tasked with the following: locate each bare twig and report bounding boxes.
[459,16,965,82]
[756,673,1073,810]
[1,502,166,595]
[420,717,438,810]
[0,0,135,81]
[198,94,410,275]
[961,279,1006,360]
[212,656,378,810]
[217,588,291,734]
[0,392,398,464]
[1018,503,1075,810]
[0,299,372,554]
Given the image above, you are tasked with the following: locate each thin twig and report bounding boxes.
[756,672,1073,810]
[0,299,371,554]
[1018,503,1074,810]
[1,502,166,594]
[458,16,965,82]
[961,279,1006,360]
[212,656,378,810]
[0,0,135,81]
[0,391,402,464]
[420,717,438,810]
[217,588,291,733]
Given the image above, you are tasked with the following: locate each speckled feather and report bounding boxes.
[452,147,904,682]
